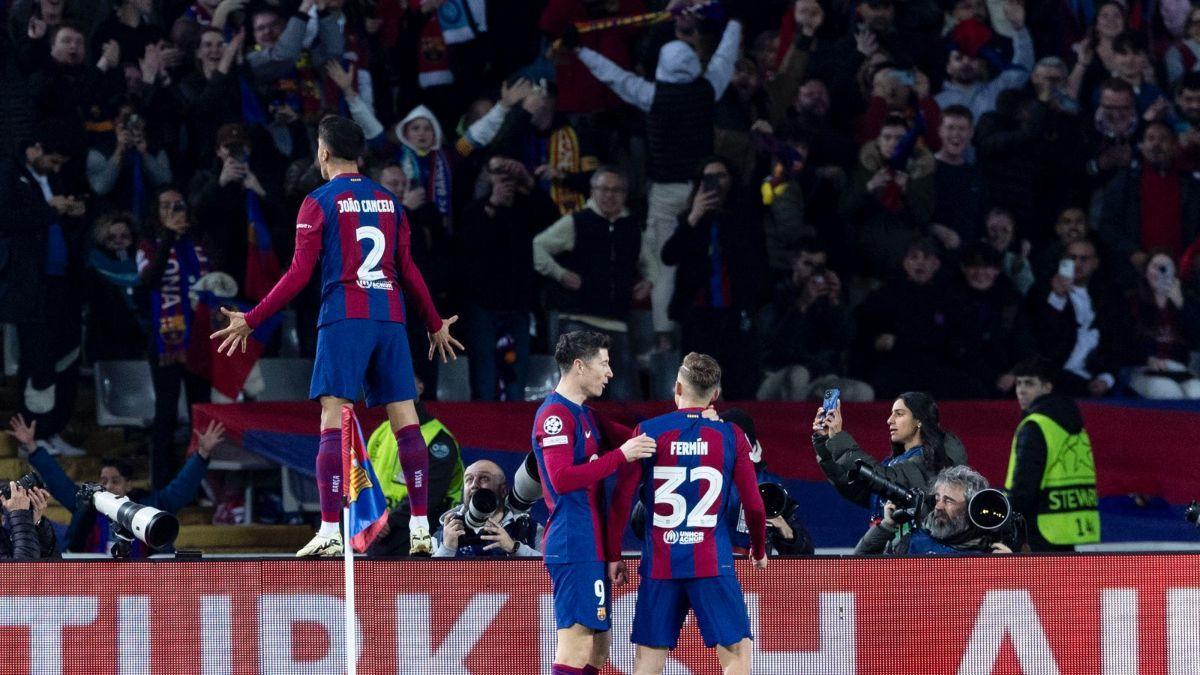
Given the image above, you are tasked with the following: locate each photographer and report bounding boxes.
[855,465,1012,555]
[0,481,58,560]
[433,460,541,558]
[812,391,966,548]
[10,414,219,557]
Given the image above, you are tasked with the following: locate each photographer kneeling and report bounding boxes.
[433,460,541,557]
[855,465,1013,555]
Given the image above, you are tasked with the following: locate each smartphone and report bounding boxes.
[821,388,841,419]
[1057,258,1075,279]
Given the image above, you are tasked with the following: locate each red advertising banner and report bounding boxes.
[1,555,1198,674]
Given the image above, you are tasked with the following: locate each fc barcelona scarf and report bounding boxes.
[399,146,453,217]
[244,190,281,301]
[151,236,209,365]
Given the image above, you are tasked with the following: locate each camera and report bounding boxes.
[1186,500,1200,527]
[0,472,44,500]
[77,483,179,557]
[507,452,543,513]
[968,489,1026,551]
[759,482,789,519]
[853,461,931,525]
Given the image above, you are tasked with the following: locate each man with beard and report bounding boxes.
[855,465,1012,554]
[1170,72,1200,171]
[935,7,1034,121]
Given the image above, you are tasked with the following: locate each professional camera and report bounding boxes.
[759,482,789,519]
[967,488,1026,551]
[1186,500,1200,527]
[853,461,931,526]
[77,483,180,558]
[507,452,543,513]
[0,472,44,500]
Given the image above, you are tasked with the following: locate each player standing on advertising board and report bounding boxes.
[606,352,767,675]
[210,115,463,557]
[531,330,657,675]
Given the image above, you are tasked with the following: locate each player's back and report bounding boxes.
[635,410,741,580]
[304,174,408,327]
[531,392,607,564]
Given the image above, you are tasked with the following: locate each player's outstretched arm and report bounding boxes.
[210,307,252,356]
[427,315,465,363]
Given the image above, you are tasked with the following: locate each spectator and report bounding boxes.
[1164,5,1200,88]
[760,122,842,281]
[1006,356,1100,551]
[85,212,147,362]
[1066,1,1128,106]
[573,13,742,342]
[137,186,213,489]
[1170,72,1200,171]
[1032,205,1088,281]
[490,81,598,216]
[853,239,971,399]
[86,103,173,224]
[1,131,87,457]
[785,76,857,171]
[532,167,653,400]
[189,122,288,300]
[1105,31,1166,116]
[539,0,647,115]
[433,460,541,557]
[983,207,1035,296]
[758,240,873,402]
[1030,236,1123,398]
[854,62,941,152]
[811,391,967,548]
[662,157,767,400]
[856,465,1013,554]
[1125,252,1200,398]
[1082,78,1138,188]
[29,23,124,141]
[840,114,935,279]
[934,8,1035,122]
[172,27,244,176]
[0,481,57,560]
[456,155,557,400]
[91,0,165,65]
[929,105,984,255]
[11,414,219,556]
[950,243,1036,397]
[1098,121,1200,282]
[246,2,343,87]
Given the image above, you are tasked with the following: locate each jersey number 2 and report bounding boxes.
[653,466,722,529]
[356,227,385,282]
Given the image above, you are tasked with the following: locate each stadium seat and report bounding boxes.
[524,354,558,401]
[437,355,471,401]
[254,358,314,402]
[94,360,189,427]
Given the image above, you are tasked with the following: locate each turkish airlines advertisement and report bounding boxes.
[0,556,1197,674]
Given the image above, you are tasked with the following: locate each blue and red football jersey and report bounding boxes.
[532,392,628,564]
[244,173,441,332]
[608,409,765,580]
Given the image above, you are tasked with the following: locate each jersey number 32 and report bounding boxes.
[653,466,722,529]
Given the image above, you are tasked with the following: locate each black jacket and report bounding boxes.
[0,508,58,560]
[1028,277,1125,382]
[661,202,767,320]
[1008,393,1085,552]
[456,190,557,311]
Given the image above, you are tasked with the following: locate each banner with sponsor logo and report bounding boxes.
[3,555,1199,674]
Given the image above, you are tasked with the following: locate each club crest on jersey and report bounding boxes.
[543,416,563,434]
[597,607,607,621]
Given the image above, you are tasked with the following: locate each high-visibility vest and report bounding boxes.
[1005,413,1100,545]
[367,418,464,511]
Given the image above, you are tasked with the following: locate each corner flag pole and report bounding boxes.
[343,505,357,675]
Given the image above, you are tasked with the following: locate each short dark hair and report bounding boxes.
[49,22,85,44]
[1012,356,1056,383]
[1139,119,1175,142]
[881,114,910,131]
[941,104,974,124]
[679,352,721,394]
[318,115,365,162]
[554,331,611,371]
[101,458,135,481]
[1112,30,1147,55]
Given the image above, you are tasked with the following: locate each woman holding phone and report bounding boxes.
[811,391,966,546]
[1126,252,1200,398]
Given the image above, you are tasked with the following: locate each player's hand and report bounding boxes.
[481,517,516,553]
[701,405,720,421]
[752,554,768,570]
[427,315,465,363]
[210,307,252,355]
[608,560,629,586]
[619,433,655,462]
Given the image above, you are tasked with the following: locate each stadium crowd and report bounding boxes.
[0,0,1197,494]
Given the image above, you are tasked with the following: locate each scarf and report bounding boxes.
[399,146,452,217]
[151,235,209,364]
[416,17,453,87]
[543,125,589,215]
[244,190,281,301]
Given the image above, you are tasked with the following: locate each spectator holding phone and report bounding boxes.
[1125,252,1200,398]
[811,390,966,548]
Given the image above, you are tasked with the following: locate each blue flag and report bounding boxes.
[342,407,389,553]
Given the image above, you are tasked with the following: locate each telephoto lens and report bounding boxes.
[758,483,789,519]
[464,488,498,532]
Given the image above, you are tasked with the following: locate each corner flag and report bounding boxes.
[341,406,389,553]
